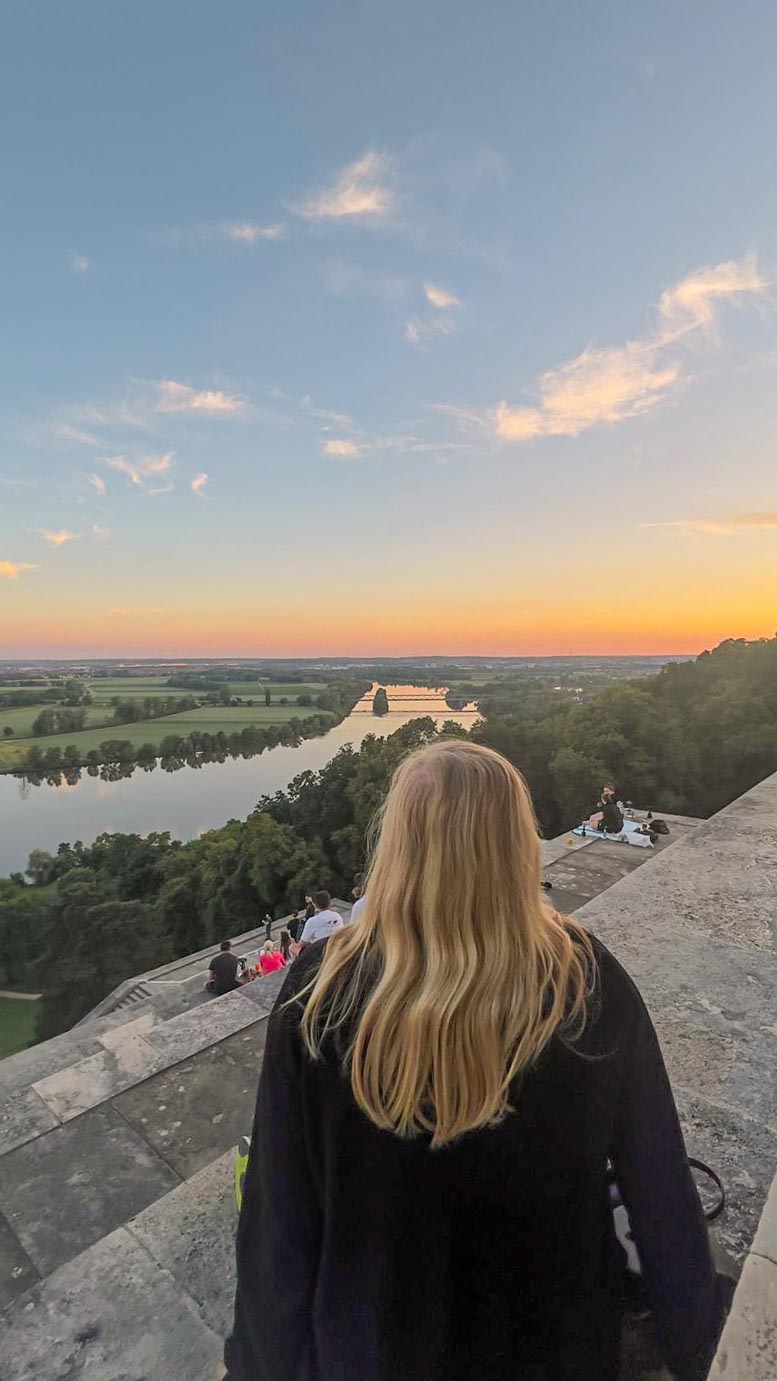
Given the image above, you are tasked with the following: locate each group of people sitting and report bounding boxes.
[205,889,351,996]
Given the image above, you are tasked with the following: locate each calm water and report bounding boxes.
[0,686,477,875]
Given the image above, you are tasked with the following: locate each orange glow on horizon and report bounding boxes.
[2,595,775,660]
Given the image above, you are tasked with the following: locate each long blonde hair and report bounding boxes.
[300,739,594,1147]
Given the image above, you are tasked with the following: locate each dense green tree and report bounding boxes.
[3,725,13,737]
[372,687,389,715]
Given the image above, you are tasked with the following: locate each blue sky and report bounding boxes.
[1,0,776,656]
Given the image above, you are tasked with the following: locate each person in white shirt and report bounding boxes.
[350,872,367,925]
[298,891,344,949]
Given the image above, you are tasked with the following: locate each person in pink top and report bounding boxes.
[258,941,286,976]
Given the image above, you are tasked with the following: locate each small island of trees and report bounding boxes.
[372,686,389,716]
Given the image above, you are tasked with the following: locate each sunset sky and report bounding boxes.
[1,1,776,658]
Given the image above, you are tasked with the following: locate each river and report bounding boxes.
[0,685,478,875]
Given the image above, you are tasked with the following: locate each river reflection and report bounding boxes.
[0,686,478,874]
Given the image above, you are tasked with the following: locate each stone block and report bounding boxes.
[128,1150,237,1336]
[0,1087,59,1158]
[0,1030,103,1098]
[32,1030,163,1122]
[708,1252,777,1380]
[0,1209,39,1309]
[145,986,262,1064]
[0,1105,179,1274]
[0,1226,222,1381]
[113,1019,267,1179]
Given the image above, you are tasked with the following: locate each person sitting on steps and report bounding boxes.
[205,940,242,995]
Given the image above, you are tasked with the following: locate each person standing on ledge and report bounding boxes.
[225,742,723,1381]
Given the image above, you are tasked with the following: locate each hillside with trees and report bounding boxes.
[1,636,775,1042]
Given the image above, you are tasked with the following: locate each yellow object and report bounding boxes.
[234,1135,250,1211]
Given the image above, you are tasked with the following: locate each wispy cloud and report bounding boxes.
[655,256,767,342]
[0,560,36,580]
[40,529,77,546]
[152,221,284,249]
[322,438,366,460]
[92,523,111,539]
[71,254,91,276]
[46,422,105,448]
[87,473,107,495]
[644,511,777,536]
[155,380,247,415]
[424,283,461,310]
[440,256,769,446]
[321,259,409,301]
[221,221,284,244]
[112,606,165,616]
[295,151,394,223]
[103,453,174,494]
[405,315,458,347]
[191,472,209,496]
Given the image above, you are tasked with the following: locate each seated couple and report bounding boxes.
[206,938,292,995]
[587,785,624,834]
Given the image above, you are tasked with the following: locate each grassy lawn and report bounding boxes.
[0,997,40,1061]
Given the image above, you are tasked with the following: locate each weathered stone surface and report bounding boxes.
[145,985,262,1064]
[0,1030,102,1097]
[0,1209,39,1309]
[676,1091,777,1262]
[113,1020,267,1178]
[0,1086,59,1158]
[32,1029,163,1122]
[128,1150,237,1336]
[581,784,777,953]
[0,1105,179,1273]
[0,1227,222,1381]
[708,1252,777,1380]
[236,967,286,1014]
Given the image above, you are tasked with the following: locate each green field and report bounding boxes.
[0,674,333,771]
[0,704,319,767]
[0,997,40,1061]
[86,677,323,699]
[0,702,118,738]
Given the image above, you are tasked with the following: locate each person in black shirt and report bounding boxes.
[206,940,241,996]
[225,742,723,1381]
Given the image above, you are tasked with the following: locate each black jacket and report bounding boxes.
[225,938,722,1381]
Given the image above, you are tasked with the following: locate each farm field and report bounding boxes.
[0,702,327,771]
[0,674,334,770]
[0,703,120,738]
[86,677,324,699]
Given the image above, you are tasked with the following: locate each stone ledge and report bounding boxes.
[708,1250,777,1380]
[752,1171,777,1268]
[0,1226,222,1381]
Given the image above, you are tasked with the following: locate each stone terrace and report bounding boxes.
[0,787,775,1378]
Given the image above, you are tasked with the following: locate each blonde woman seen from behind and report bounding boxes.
[225,741,723,1381]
